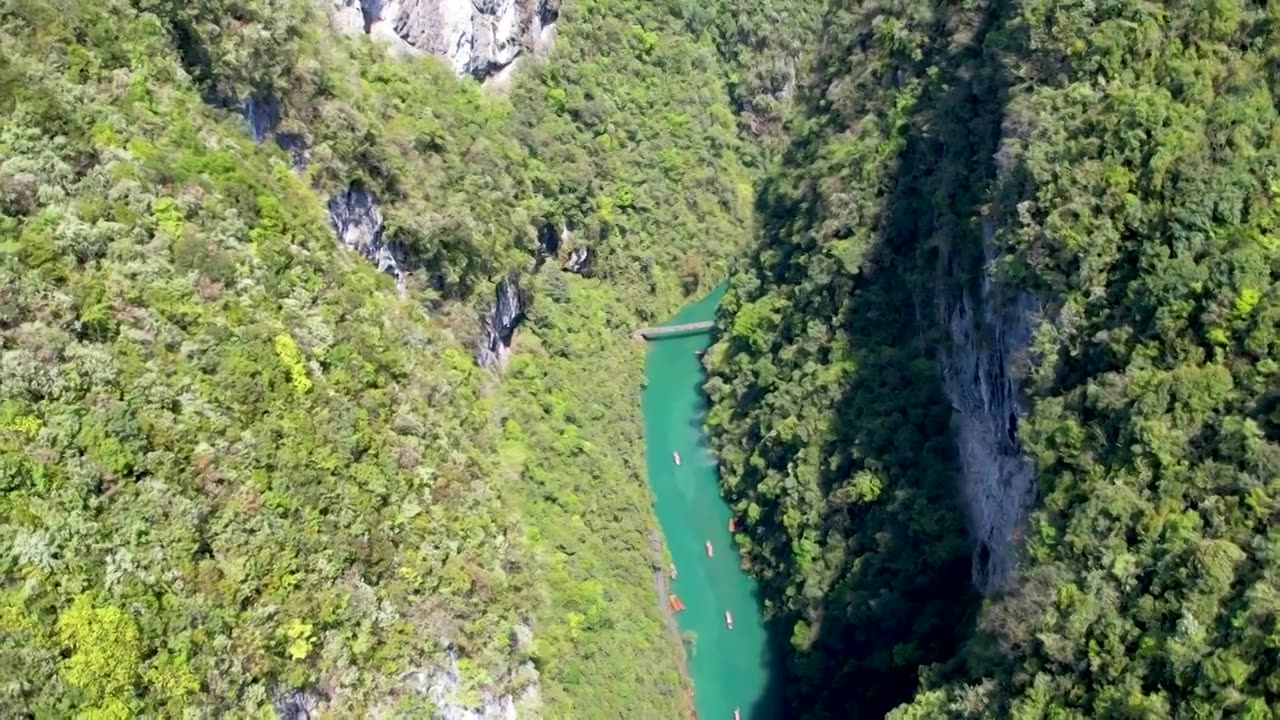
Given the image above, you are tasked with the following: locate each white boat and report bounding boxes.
[672,451,681,466]
[725,610,734,629]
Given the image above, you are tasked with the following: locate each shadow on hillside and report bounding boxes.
[718,1,1018,717]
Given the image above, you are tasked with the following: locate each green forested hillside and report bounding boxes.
[707,0,1280,718]
[683,0,821,162]
[704,0,989,713]
[498,0,757,714]
[0,0,755,715]
[8,0,1278,716]
[0,5,534,714]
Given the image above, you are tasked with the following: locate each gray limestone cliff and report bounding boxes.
[476,273,528,368]
[272,688,322,720]
[533,220,560,269]
[326,184,408,291]
[272,647,539,720]
[329,0,560,80]
[533,220,592,276]
[400,648,540,719]
[243,94,281,143]
[272,623,540,719]
[937,217,1040,594]
[562,246,592,275]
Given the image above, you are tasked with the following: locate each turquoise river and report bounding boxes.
[641,286,783,719]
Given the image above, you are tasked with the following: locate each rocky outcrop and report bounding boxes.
[274,131,309,171]
[330,0,365,35]
[399,648,540,720]
[562,246,592,276]
[476,273,528,368]
[273,649,538,720]
[329,0,560,80]
[244,94,281,143]
[938,218,1040,594]
[532,220,558,267]
[242,93,309,170]
[327,184,408,291]
[272,688,322,720]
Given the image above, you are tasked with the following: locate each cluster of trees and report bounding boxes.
[679,0,821,162]
[1,2,534,714]
[703,1,987,715]
[18,0,1275,716]
[500,0,761,714]
[1,0,758,716]
[707,0,1280,717]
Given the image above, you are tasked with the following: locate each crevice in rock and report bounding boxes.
[476,273,530,368]
[327,184,408,292]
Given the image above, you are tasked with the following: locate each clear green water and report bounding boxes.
[641,286,783,720]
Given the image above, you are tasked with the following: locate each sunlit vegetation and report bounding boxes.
[0,0,756,715]
[9,0,1273,715]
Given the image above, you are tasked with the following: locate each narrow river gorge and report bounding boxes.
[641,288,783,720]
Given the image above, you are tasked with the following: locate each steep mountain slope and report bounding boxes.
[707,0,1280,717]
[496,1,759,714]
[686,0,822,162]
[0,0,755,716]
[0,5,535,716]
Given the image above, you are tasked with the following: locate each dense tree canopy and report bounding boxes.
[1,3,537,714]
[707,0,1280,717]
[0,0,757,715]
[7,0,1278,716]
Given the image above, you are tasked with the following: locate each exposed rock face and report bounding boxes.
[402,648,540,720]
[327,184,408,291]
[272,652,538,720]
[476,273,528,368]
[330,0,560,79]
[242,93,309,170]
[272,688,322,720]
[244,94,281,143]
[562,246,592,276]
[532,221,559,271]
[531,0,557,54]
[938,218,1039,593]
[330,0,365,35]
[274,132,310,171]
[536,221,560,258]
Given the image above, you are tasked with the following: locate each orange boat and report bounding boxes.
[668,594,686,612]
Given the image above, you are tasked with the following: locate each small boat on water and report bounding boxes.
[705,540,713,557]
[734,709,741,720]
[668,594,686,612]
[670,563,678,579]
[728,518,736,532]
[725,610,734,629]
[672,451,681,466]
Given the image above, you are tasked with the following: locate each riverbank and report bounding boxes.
[650,530,698,720]
[640,287,783,719]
